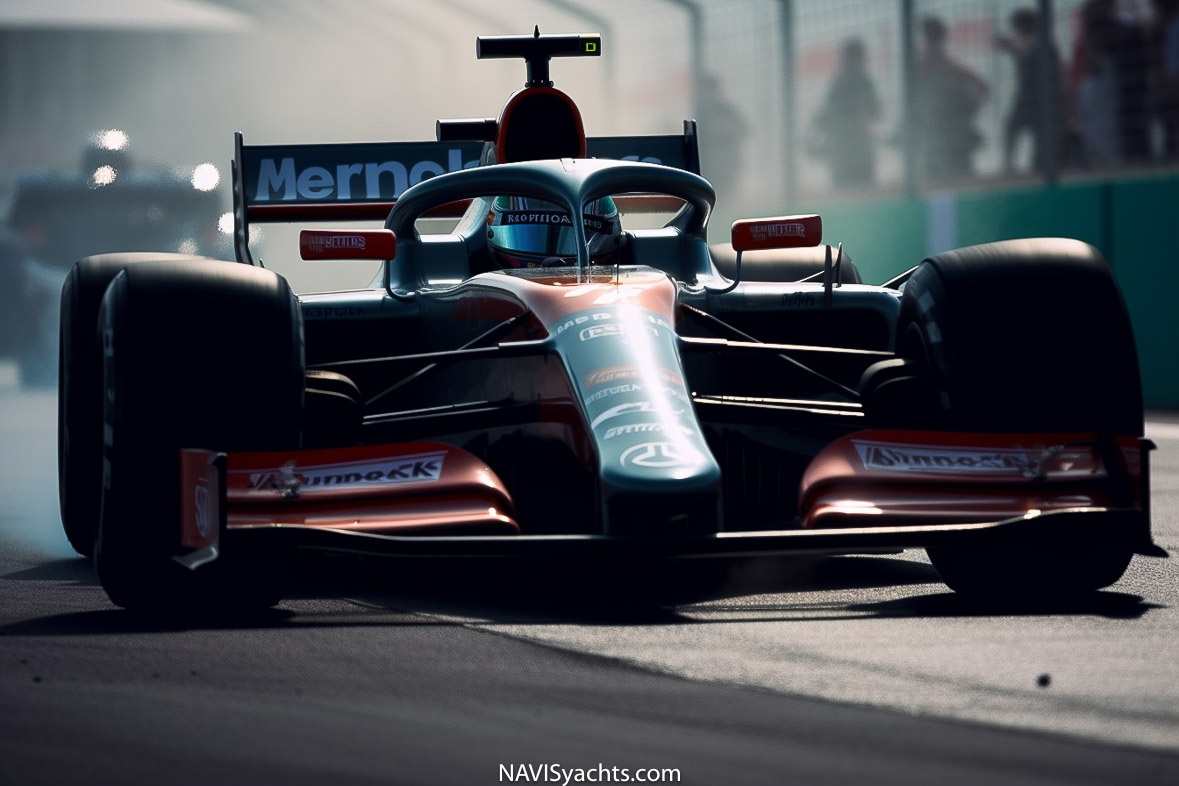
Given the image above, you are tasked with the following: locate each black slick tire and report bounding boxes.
[894,238,1143,597]
[95,260,303,613]
[58,253,214,557]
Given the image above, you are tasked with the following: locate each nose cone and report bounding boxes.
[588,378,717,491]
[550,286,722,535]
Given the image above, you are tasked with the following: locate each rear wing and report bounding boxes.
[230,125,700,265]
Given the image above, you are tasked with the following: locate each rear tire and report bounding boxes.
[893,239,1143,597]
[95,260,304,612]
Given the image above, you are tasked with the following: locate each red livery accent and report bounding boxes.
[799,430,1142,529]
[584,365,684,389]
[300,229,396,260]
[507,268,678,333]
[449,288,531,326]
[180,449,222,551]
[496,86,587,164]
[731,214,822,251]
[181,442,519,537]
[227,495,516,536]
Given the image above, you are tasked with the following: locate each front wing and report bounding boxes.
[174,431,1163,568]
[223,507,1156,560]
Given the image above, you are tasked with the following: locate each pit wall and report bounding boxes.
[805,173,1179,410]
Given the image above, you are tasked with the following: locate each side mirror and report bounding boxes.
[299,229,397,260]
[730,214,822,251]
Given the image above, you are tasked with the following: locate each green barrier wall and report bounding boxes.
[804,197,928,285]
[809,173,1179,408]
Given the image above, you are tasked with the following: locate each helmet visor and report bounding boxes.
[489,216,581,259]
[489,196,619,266]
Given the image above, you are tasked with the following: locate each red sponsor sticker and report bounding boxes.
[230,450,447,500]
[300,229,396,260]
[731,214,822,251]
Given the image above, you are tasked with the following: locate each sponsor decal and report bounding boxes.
[251,147,477,203]
[503,211,573,225]
[578,318,672,343]
[585,365,684,388]
[585,134,685,168]
[240,451,447,496]
[852,441,1091,476]
[582,382,687,411]
[497,211,609,232]
[586,365,640,387]
[303,233,367,253]
[303,306,368,319]
[588,285,646,306]
[732,214,821,251]
[554,309,673,341]
[603,422,693,440]
[583,383,643,407]
[590,400,686,430]
[554,311,615,335]
[780,292,818,309]
[561,282,654,306]
[580,323,625,342]
[620,441,696,469]
[261,460,304,499]
[193,480,212,539]
[751,222,807,242]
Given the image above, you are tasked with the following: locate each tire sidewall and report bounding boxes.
[897,239,1143,434]
[58,254,217,557]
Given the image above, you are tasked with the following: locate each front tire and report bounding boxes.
[58,254,215,557]
[95,260,304,612]
[928,545,1133,598]
[896,238,1142,435]
[894,239,1143,597]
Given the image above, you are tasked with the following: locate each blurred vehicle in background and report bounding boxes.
[0,130,231,387]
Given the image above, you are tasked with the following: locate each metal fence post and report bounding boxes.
[901,0,917,195]
[1037,0,1058,184]
[777,0,797,205]
[658,0,706,120]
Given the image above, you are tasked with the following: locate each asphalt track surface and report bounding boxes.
[2,386,1178,785]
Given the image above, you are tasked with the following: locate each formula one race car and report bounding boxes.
[57,31,1162,612]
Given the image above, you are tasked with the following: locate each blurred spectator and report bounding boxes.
[1151,0,1179,160]
[696,74,750,200]
[1070,1,1121,165]
[996,8,1064,174]
[913,16,990,183]
[1070,0,1151,167]
[809,38,881,186]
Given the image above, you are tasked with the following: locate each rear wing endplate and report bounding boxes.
[230,125,700,265]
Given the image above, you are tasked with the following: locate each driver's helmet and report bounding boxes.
[487,195,621,268]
